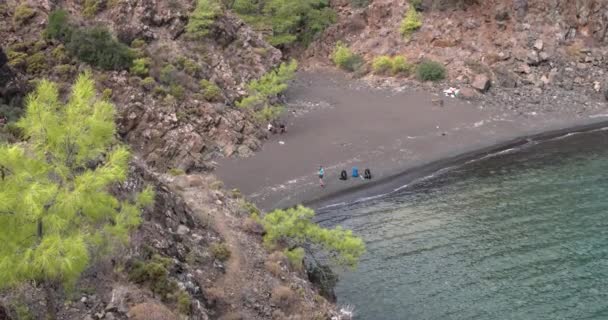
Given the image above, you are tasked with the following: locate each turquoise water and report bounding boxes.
[317,129,608,320]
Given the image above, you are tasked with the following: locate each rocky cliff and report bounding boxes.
[0,0,343,319]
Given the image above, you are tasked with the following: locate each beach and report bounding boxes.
[215,72,608,211]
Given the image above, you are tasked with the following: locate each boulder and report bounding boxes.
[471,74,491,92]
[513,0,528,19]
[495,5,510,21]
[458,87,480,100]
[539,51,550,62]
[533,39,544,51]
[527,50,541,66]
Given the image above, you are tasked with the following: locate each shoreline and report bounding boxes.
[309,118,608,210]
[215,71,608,212]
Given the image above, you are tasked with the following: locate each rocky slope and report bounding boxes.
[0,0,346,319]
[306,0,608,118]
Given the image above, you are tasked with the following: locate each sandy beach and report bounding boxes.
[215,72,608,211]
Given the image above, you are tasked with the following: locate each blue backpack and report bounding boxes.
[352,167,359,178]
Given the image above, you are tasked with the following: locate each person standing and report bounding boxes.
[319,166,325,188]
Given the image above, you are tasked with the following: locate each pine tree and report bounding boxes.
[0,73,154,319]
[261,205,365,268]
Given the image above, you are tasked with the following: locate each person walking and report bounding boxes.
[319,166,325,188]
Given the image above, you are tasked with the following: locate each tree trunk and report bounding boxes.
[43,280,57,320]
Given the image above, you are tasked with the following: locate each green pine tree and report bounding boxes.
[261,205,365,268]
[0,73,154,319]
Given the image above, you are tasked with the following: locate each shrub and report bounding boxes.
[210,243,231,261]
[128,254,178,300]
[176,57,201,76]
[169,84,185,99]
[261,206,365,268]
[7,51,27,69]
[400,8,422,38]
[271,286,295,310]
[199,79,222,101]
[284,247,305,270]
[391,56,413,75]
[231,0,335,46]
[83,0,104,17]
[168,168,186,176]
[159,64,178,85]
[176,290,191,315]
[351,0,369,8]
[25,52,47,74]
[53,64,75,78]
[131,39,147,49]
[409,0,422,10]
[416,60,446,81]
[102,88,113,101]
[66,26,134,70]
[331,42,363,72]
[51,45,70,63]
[13,4,36,26]
[186,0,222,38]
[237,60,296,121]
[45,9,72,41]
[372,56,393,74]
[141,77,156,90]
[130,58,150,77]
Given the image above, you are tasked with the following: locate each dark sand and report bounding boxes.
[216,72,608,211]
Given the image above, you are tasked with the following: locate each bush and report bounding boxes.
[130,58,150,77]
[331,42,363,72]
[416,60,446,81]
[372,56,393,74]
[141,77,156,90]
[284,247,305,270]
[400,8,422,38]
[128,255,178,300]
[131,39,147,49]
[13,4,36,26]
[176,290,191,315]
[168,168,185,176]
[66,26,134,70]
[199,79,222,101]
[231,0,335,46]
[169,84,185,99]
[210,243,231,261]
[391,56,413,75]
[45,10,72,41]
[409,0,422,10]
[159,64,177,85]
[83,0,104,17]
[51,45,70,63]
[270,286,295,310]
[175,57,201,76]
[186,0,222,38]
[351,0,369,8]
[25,52,47,74]
[237,60,297,121]
[261,206,365,268]
[7,51,27,69]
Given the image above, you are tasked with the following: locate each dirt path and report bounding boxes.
[178,179,249,313]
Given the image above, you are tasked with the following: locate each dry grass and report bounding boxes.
[127,302,177,320]
[565,43,583,59]
[265,260,283,277]
[243,217,264,234]
[219,311,243,320]
[204,287,225,307]
[271,285,296,310]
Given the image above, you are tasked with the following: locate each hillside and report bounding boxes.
[2,0,608,319]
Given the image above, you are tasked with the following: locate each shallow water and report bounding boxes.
[317,129,608,320]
